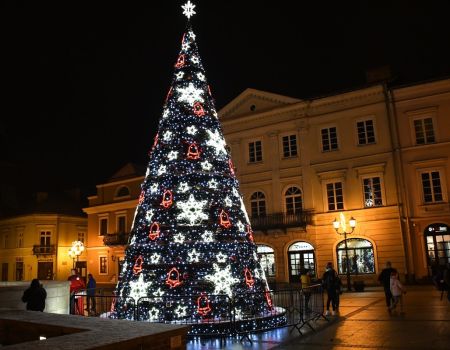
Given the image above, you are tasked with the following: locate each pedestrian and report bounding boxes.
[21,279,47,312]
[86,273,97,314]
[378,261,397,310]
[389,271,406,312]
[322,262,338,315]
[68,269,86,314]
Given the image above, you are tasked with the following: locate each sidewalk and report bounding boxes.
[188,285,450,350]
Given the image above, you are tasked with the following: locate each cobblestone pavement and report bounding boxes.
[188,286,450,350]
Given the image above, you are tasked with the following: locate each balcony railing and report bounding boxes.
[32,244,56,255]
[103,232,130,246]
[250,211,313,233]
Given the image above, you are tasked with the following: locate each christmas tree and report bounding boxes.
[114,2,279,332]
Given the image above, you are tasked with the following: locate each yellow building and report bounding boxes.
[0,192,87,282]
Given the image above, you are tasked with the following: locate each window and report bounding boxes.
[257,245,276,278]
[285,187,303,214]
[99,218,108,236]
[117,215,127,233]
[248,140,262,162]
[250,192,266,217]
[321,127,338,152]
[116,186,130,198]
[336,238,375,275]
[288,242,316,282]
[77,232,85,243]
[282,135,298,158]
[357,119,376,145]
[99,256,108,275]
[17,231,24,248]
[421,171,443,203]
[363,177,383,207]
[326,182,344,211]
[414,118,435,145]
[40,231,51,246]
[425,224,450,266]
[4,234,9,249]
[15,259,24,281]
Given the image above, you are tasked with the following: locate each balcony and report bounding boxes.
[32,245,56,256]
[103,232,130,246]
[250,211,313,233]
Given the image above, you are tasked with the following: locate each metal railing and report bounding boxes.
[250,211,313,232]
[32,244,55,255]
[103,232,130,246]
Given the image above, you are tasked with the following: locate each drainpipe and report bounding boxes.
[382,83,415,283]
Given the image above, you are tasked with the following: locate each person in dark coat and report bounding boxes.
[22,279,47,312]
[378,261,397,308]
[322,262,338,315]
[86,273,97,313]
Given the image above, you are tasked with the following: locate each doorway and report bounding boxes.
[38,262,53,280]
[75,261,87,284]
[1,263,8,281]
[288,241,315,283]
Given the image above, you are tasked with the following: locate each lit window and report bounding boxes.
[357,120,376,145]
[414,118,435,145]
[336,238,375,275]
[285,187,302,214]
[77,232,85,243]
[282,135,298,158]
[257,245,276,278]
[321,127,338,152]
[40,231,51,246]
[421,171,443,203]
[248,141,262,162]
[99,257,108,275]
[15,259,24,281]
[17,231,24,248]
[363,177,383,207]
[326,182,344,211]
[250,192,266,217]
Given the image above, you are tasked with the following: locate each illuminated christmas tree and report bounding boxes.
[114,2,280,332]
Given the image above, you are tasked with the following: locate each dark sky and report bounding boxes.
[1,1,450,196]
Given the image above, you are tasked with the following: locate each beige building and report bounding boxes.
[0,192,87,282]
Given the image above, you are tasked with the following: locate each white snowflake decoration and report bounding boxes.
[186,125,198,135]
[236,220,245,232]
[216,252,227,263]
[232,188,239,198]
[191,55,199,64]
[177,194,208,225]
[148,307,160,321]
[181,1,196,19]
[202,230,214,243]
[201,160,213,171]
[206,129,227,156]
[188,30,196,40]
[174,304,188,318]
[150,183,158,194]
[224,196,233,207]
[176,71,184,80]
[162,109,169,118]
[208,179,218,189]
[181,41,190,51]
[146,209,154,222]
[153,288,164,302]
[168,150,178,161]
[197,72,205,81]
[163,130,173,142]
[188,248,200,263]
[173,233,185,244]
[129,274,151,303]
[121,261,128,275]
[176,83,204,106]
[234,308,243,320]
[205,264,239,297]
[178,182,190,193]
[150,253,161,264]
[157,165,167,176]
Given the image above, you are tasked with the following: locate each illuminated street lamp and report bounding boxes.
[68,241,85,269]
[333,213,357,291]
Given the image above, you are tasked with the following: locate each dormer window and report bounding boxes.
[116,186,130,198]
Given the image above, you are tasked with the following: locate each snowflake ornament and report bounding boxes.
[129,274,151,303]
[208,179,218,189]
[177,83,204,106]
[224,196,232,207]
[205,264,239,297]
[188,30,196,40]
[146,209,154,222]
[236,220,245,232]
[163,130,173,142]
[177,194,208,225]
[157,165,167,176]
[181,1,196,19]
[153,288,165,302]
[178,182,190,193]
[191,55,200,64]
[150,183,159,194]
[150,253,161,264]
[216,252,227,263]
[168,150,178,161]
[174,304,188,318]
[188,248,200,263]
[201,161,213,171]
[186,125,198,135]
[202,230,214,242]
[173,233,186,244]
[162,109,169,118]
[176,71,184,80]
[206,129,227,156]
[181,40,190,51]
[197,72,205,81]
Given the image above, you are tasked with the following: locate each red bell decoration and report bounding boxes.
[193,101,205,117]
[187,142,201,160]
[174,54,185,68]
[133,256,144,275]
[246,224,254,242]
[197,292,212,316]
[244,268,255,288]
[264,288,273,309]
[138,191,145,205]
[166,267,182,288]
[219,209,231,228]
[228,159,235,176]
[148,222,160,241]
[161,190,173,208]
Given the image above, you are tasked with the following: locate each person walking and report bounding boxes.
[378,261,397,309]
[322,262,338,315]
[22,279,47,312]
[86,273,97,314]
[389,271,406,312]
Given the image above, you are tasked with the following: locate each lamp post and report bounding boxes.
[68,241,85,270]
[333,213,356,291]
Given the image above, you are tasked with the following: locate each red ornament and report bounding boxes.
[246,225,254,242]
[133,256,144,275]
[228,159,235,176]
[148,222,160,241]
[166,267,182,288]
[138,191,145,205]
[244,268,255,288]
[152,133,159,149]
[264,288,273,309]
[219,209,231,228]
[193,102,205,117]
[181,33,186,45]
[161,190,173,208]
[187,142,201,159]
[197,292,212,316]
[175,54,185,68]
[166,87,173,102]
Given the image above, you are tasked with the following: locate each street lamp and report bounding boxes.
[333,213,357,291]
[68,241,85,269]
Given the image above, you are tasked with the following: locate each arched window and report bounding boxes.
[257,245,276,278]
[285,187,303,214]
[287,241,315,282]
[250,192,266,217]
[116,186,130,198]
[336,238,375,275]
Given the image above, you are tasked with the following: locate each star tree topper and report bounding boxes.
[182,1,196,19]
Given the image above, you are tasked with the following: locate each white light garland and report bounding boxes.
[204,264,238,297]
[176,83,204,106]
[186,125,198,135]
[177,194,208,225]
[168,150,178,161]
[240,196,251,224]
[129,274,152,303]
[187,248,200,263]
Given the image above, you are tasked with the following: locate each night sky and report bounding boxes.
[1,1,450,197]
